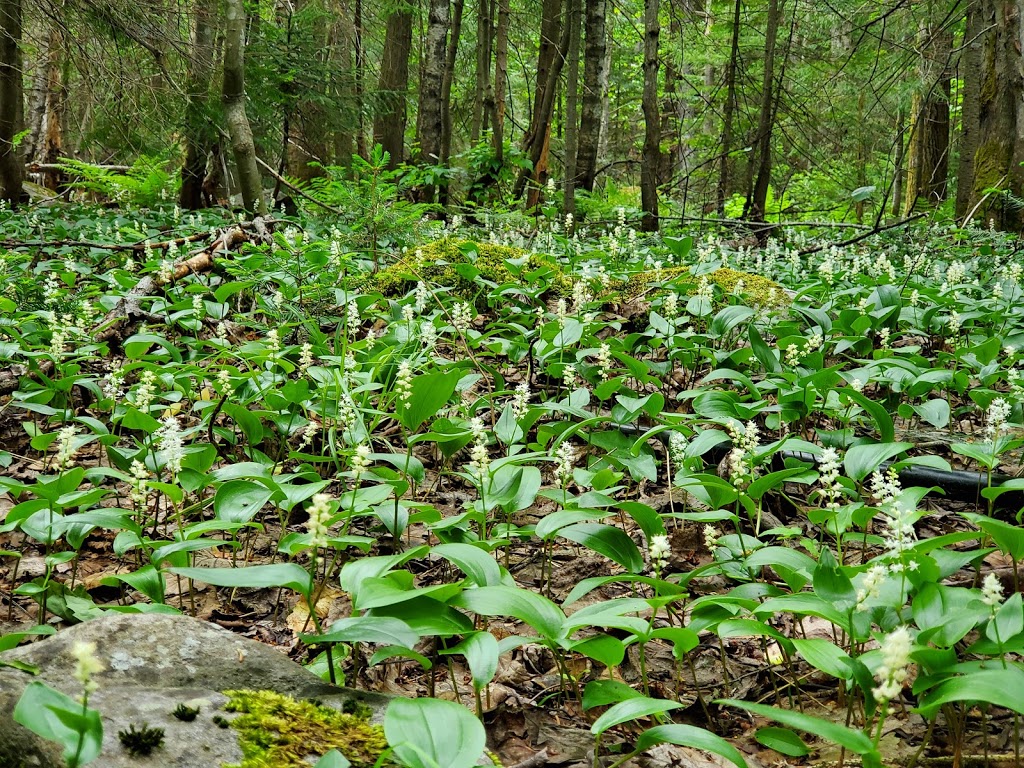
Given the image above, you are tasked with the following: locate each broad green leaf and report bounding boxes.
[301,616,419,648]
[559,523,644,573]
[384,697,486,768]
[214,479,274,522]
[756,726,810,757]
[916,667,1024,717]
[431,543,504,586]
[453,585,565,641]
[170,563,313,600]
[591,696,682,736]
[844,442,913,483]
[637,724,749,768]
[441,630,500,688]
[399,369,461,432]
[14,681,103,766]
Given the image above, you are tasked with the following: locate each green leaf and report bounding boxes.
[301,616,419,648]
[591,696,682,736]
[791,638,853,680]
[384,698,486,768]
[214,480,274,523]
[637,724,749,768]
[916,667,1024,717]
[313,749,351,768]
[558,523,644,574]
[844,442,913,483]
[399,369,461,432]
[756,726,810,757]
[582,679,644,710]
[431,543,504,586]
[14,681,103,766]
[170,563,313,600]
[0,624,56,652]
[718,699,878,760]
[441,631,500,688]
[453,585,564,641]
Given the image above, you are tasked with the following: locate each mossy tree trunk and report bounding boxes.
[415,0,449,201]
[956,0,1024,230]
[574,0,607,193]
[223,0,266,215]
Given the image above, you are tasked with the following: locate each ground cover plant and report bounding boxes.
[2,192,1024,768]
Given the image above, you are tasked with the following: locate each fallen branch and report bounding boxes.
[0,219,273,398]
[798,212,928,256]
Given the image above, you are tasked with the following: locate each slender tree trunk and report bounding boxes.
[180,0,216,209]
[904,13,951,214]
[332,0,355,168]
[891,107,906,218]
[471,0,492,143]
[416,0,449,200]
[354,0,367,159]
[440,0,464,170]
[514,0,570,205]
[716,0,740,215]
[374,7,413,168]
[0,0,24,205]
[562,0,581,214]
[746,0,781,225]
[955,0,980,220]
[223,0,266,214]
[575,0,606,192]
[492,0,508,161]
[640,0,660,231]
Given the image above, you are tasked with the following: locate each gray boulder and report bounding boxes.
[0,612,390,768]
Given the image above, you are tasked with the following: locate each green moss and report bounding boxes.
[352,237,572,298]
[615,265,788,307]
[220,689,391,768]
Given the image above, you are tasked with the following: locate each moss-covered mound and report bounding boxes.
[353,237,573,298]
[221,689,390,768]
[616,265,788,308]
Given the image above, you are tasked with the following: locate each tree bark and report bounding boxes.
[514,0,570,205]
[471,0,492,144]
[440,0,464,171]
[746,0,781,225]
[492,0,508,162]
[0,0,24,205]
[640,0,660,231]
[903,14,951,214]
[354,0,367,159]
[574,0,606,192]
[562,0,581,214]
[416,0,449,200]
[957,0,1024,230]
[223,0,266,215]
[891,107,906,218]
[374,6,413,169]
[180,0,216,209]
[715,0,741,215]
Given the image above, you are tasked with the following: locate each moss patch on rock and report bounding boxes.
[221,689,390,768]
[616,265,788,307]
[352,237,572,298]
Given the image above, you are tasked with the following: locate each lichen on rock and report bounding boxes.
[221,689,390,768]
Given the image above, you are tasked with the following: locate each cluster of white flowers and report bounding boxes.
[466,436,490,484]
[854,563,888,612]
[511,382,531,419]
[848,376,865,393]
[571,281,592,312]
[414,280,429,314]
[191,294,205,319]
[305,494,333,550]
[981,572,1004,608]
[394,361,414,409]
[128,366,157,407]
[694,276,714,301]
[649,534,671,575]
[421,320,438,350]
[452,302,474,333]
[561,364,578,391]
[157,416,184,477]
[217,368,232,391]
[668,431,687,466]
[985,397,1012,440]
[596,343,614,380]
[129,459,150,507]
[72,640,104,697]
[877,326,891,349]
[553,441,576,485]
[55,425,78,469]
[266,329,281,356]
[817,447,844,512]
[948,310,961,335]
[868,466,901,507]
[298,420,319,450]
[347,301,360,334]
[662,291,679,319]
[880,503,917,567]
[298,342,314,375]
[350,443,371,480]
[724,421,760,487]
[872,625,913,703]
[703,525,718,552]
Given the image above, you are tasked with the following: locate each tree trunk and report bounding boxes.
[574,0,606,192]
[514,0,570,205]
[562,0,581,214]
[955,0,980,220]
[223,0,266,215]
[492,0,508,162]
[0,0,24,205]
[640,0,659,231]
[957,0,1024,230]
[440,0,464,170]
[903,15,951,214]
[416,0,449,200]
[471,0,492,144]
[180,0,216,209]
[746,0,781,225]
[374,7,413,169]
[332,0,355,168]
[354,0,367,159]
[891,107,906,218]
[716,0,740,215]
